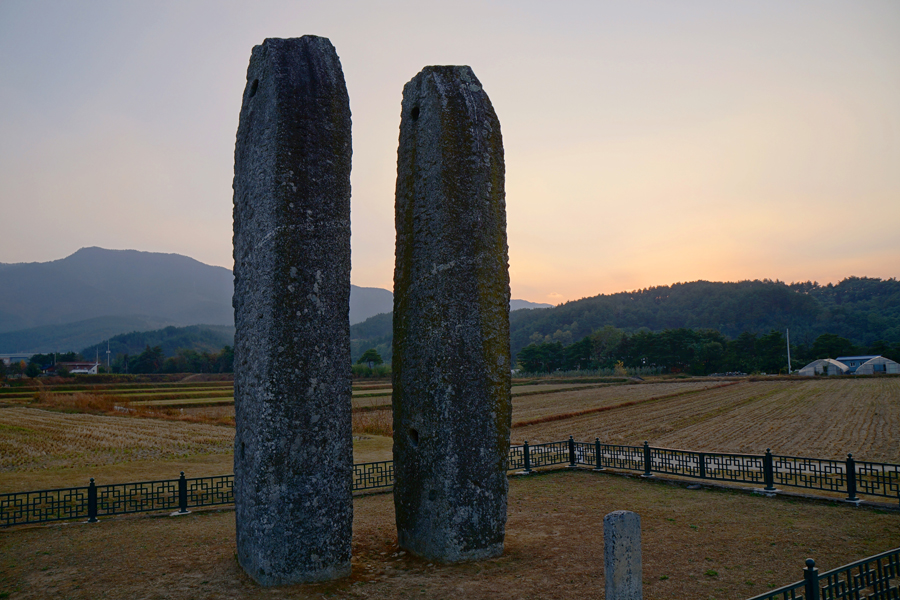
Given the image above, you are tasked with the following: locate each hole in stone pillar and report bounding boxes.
[428,489,437,501]
[410,106,419,121]
[409,428,419,448]
[248,79,259,98]
[240,442,246,460]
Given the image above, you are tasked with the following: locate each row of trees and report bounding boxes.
[516,326,900,375]
[0,346,236,379]
[510,277,900,356]
[112,345,235,374]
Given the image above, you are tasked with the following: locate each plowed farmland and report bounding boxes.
[1,377,897,480]
[513,378,900,462]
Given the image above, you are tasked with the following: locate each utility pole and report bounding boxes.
[106,340,111,370]
[786,328,792,375]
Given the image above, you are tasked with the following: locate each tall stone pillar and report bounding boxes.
[232,36,352,585]
[392,66,511,562]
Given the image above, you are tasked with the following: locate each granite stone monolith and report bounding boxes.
[232,35,352,586]
[604,510,643,600]
[392,66,511,563]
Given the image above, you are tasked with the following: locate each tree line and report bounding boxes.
[510,277,900,357]
[111,345,235,374]
[1,346,236,377]
[515,326,900,375]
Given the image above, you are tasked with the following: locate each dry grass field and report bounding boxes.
[0,407,234,472]
[513,378,900,462]
[1,470,897,600]
[1,377,898,488]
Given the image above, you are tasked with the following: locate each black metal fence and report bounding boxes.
[518,437,900,505]
[0,462,394,527]
[2,439,899,527]
[746,547,900,600]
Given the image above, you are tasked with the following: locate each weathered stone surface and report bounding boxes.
[392,66,511,563]
[232,35,352,586]
[604,510,643,600]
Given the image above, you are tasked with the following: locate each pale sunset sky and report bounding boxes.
[0,1,897,304]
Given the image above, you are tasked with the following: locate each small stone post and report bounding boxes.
[232,36,353,585]
[392,66,511,563]
[604,510,642,600]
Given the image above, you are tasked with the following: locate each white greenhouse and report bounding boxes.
[854,356,900,375]
[797,358,850,376]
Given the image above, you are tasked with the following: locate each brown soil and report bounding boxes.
[514,379,900,462]
[1,470,897,599]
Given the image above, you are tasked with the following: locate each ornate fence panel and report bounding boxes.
[526,441,570,469]
[508,444,526,471]
[0,486,89,526]
[747,548,900,600]
[748,582,806,600]
[703,452,766,485]
[96,479,179,516]
[855,460,900,503]
[651,447,704,478]
[186,475,233,507]
[772,455,847,495]
[353,461,393,491]
[574,441,595,467]
[598,443,644,472]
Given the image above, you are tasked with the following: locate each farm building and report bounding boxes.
[854,356,900,375]
[797,358,850,376]
[54,362,100,375]
[834,355,879,374]
[0,353,32,366]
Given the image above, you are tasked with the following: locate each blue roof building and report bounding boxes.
[836,355,880,374]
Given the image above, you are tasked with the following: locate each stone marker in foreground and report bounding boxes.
[604,510,643,600]
[392,66,511,562]
[232,35,352,585]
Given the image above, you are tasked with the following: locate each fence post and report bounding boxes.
[642,441,653,477]
[177,472,190,514]
[87,478,98,523]
[568,436,577,468]
[523,441,532,474]
[698,452,706,479]
[845,454,859,503]
[803,558,820,600]
[763,449,776,492]
[594,438,605,471]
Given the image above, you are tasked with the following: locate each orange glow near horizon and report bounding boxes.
[0,2,897,305]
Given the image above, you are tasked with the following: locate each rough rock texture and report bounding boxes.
[232,36,352,586]
[604,510,643,600]
[392,66,511,563]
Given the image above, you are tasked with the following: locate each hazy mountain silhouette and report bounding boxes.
[510,299,553,310]
[0,247,447,352]
[0,247,234,334]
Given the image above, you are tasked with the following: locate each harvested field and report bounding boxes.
[514,379,900,462]
[352,396,392,409]
[133,397,235,407]
[0,470,897,600]
[0,407,234,472]
[3,377,899,490]
[511,381,728,425]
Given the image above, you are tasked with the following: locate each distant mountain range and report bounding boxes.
[0,247,551,353]
[0,247,233,334]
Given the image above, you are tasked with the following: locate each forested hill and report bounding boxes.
[509,277,900,355]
